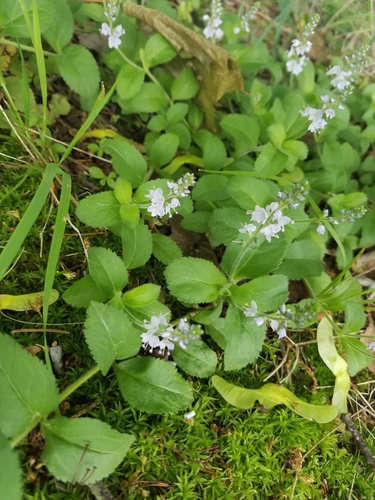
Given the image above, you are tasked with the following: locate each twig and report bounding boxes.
[341,413,375,470]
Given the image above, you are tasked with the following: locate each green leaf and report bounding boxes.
[180,211,211,233]
[166,123,191,150]
[222,236,288,279]
[118,82,169,113]
[173,340,217,377]
[220,114,259,154]
[230,275,289,312]
[0,290,58,311]
[84,302,141,374]
[317,317,350,414]
[165,257,226,304]
[119,204,140,228]
[212,376,338,423]
[0,333,59,439]
[144,33,177,67]
[203,135,227,171]
[282,140,308,160]
[115,357,193,413]
[149,133,179,168]
[148,114,167,132]
[268,123,286,149]
[227,177,271,211]
[152,233,183,264]
[208,207,248,246]
[63,275,110,308]
[171,67,200,100]
[0,0,53,37]
[114,178,132,204]
[192,174,229,202]
[275,240,323,279]
[121,221,153,269]
[76,191,122,228]
[117,64,145,100]
[42,417,135,484]
[56,45,100,97]
[166,103,189,123]
[102,139,147,188]
[88,247,128,297]
[122,284,161,308]
[223,305,266,371]
[0,434,22,500]
[344,301,366,333]
[341,336,373,377]
[42,0,74,52]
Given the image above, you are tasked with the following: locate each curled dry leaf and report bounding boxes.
[123,3,244,129]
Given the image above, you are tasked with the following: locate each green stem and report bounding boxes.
[10,419,41,449]
[0,37,55,56]
[58,364,101,403]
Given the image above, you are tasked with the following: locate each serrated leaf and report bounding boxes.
[144,33,177,67]
[173,340,217,377]
[212,376,338,423]
[227,177,271,211]
[276,240,322,279]
[344,301,366,333]
[220,114,259,154]
[121,221,153,269]
[122,284,161,308]
[230,275,288,312]
[117,64,145,100]
[56,45,100,97]
[282,140,308,160]
[208,207,248,246]
[42,0,74,52]
[84,302,141,374]
[149,133,179,168]
[171,67,200,100]
[222,236,288,279]
[0,333,59,439]
[114,178,132,204]
[203,135,227,171]
[166,103,189,123]
[0,433,22,500]
[165,257,226,304]
[152,233,183,265]
[223,305,266,371]
[192,175,229,202]
[63,275,110,308]
[118,82,169,113]
[119,204,140,228]
[76,191,122,228]
[341,336,372,377]
[102,139,147,188]
[268,123,286,149]
[88,247,128,297]
[114,357,193,413]
[42,417,135,484]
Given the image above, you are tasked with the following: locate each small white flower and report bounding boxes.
[317,224,326,235]
[239,223,257,235]
[368,341,375,353]
[100,22,124,49]
[254,317,265,326]
[260,223,281,242]
[244,300,258,317]
[300,107,327,133]
[184,411,196,419]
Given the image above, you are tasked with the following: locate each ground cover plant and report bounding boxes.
[0,0,375,498]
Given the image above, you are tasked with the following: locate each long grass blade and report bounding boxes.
[0,163,60,281]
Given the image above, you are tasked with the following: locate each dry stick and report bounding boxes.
[340,413,375,470]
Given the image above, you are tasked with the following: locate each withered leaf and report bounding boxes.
[123,3,244,129]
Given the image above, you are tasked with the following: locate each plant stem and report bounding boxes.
[58,364,101,403]
[10,420,41,449]
[0,37,55,56]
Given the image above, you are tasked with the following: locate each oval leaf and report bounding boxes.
[115,357,193,413]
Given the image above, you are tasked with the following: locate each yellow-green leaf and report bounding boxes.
[0,290,59,312]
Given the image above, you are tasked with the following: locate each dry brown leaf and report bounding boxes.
[25,345,42,355]
[352,251,375,279]
[123,3,244,129]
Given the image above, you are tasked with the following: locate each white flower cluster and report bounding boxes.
[286,14,320,76]
[203,0,224,40]
[368,341,375,353]
[240,201,294,242]
[99,1,124,49]
[316,206,367,235]
[141,314,202,354]
[145,173,195,218]
[300,95,338,133]
[233,2,260,35]
[244,301,290,339]
[300,46,370,133]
